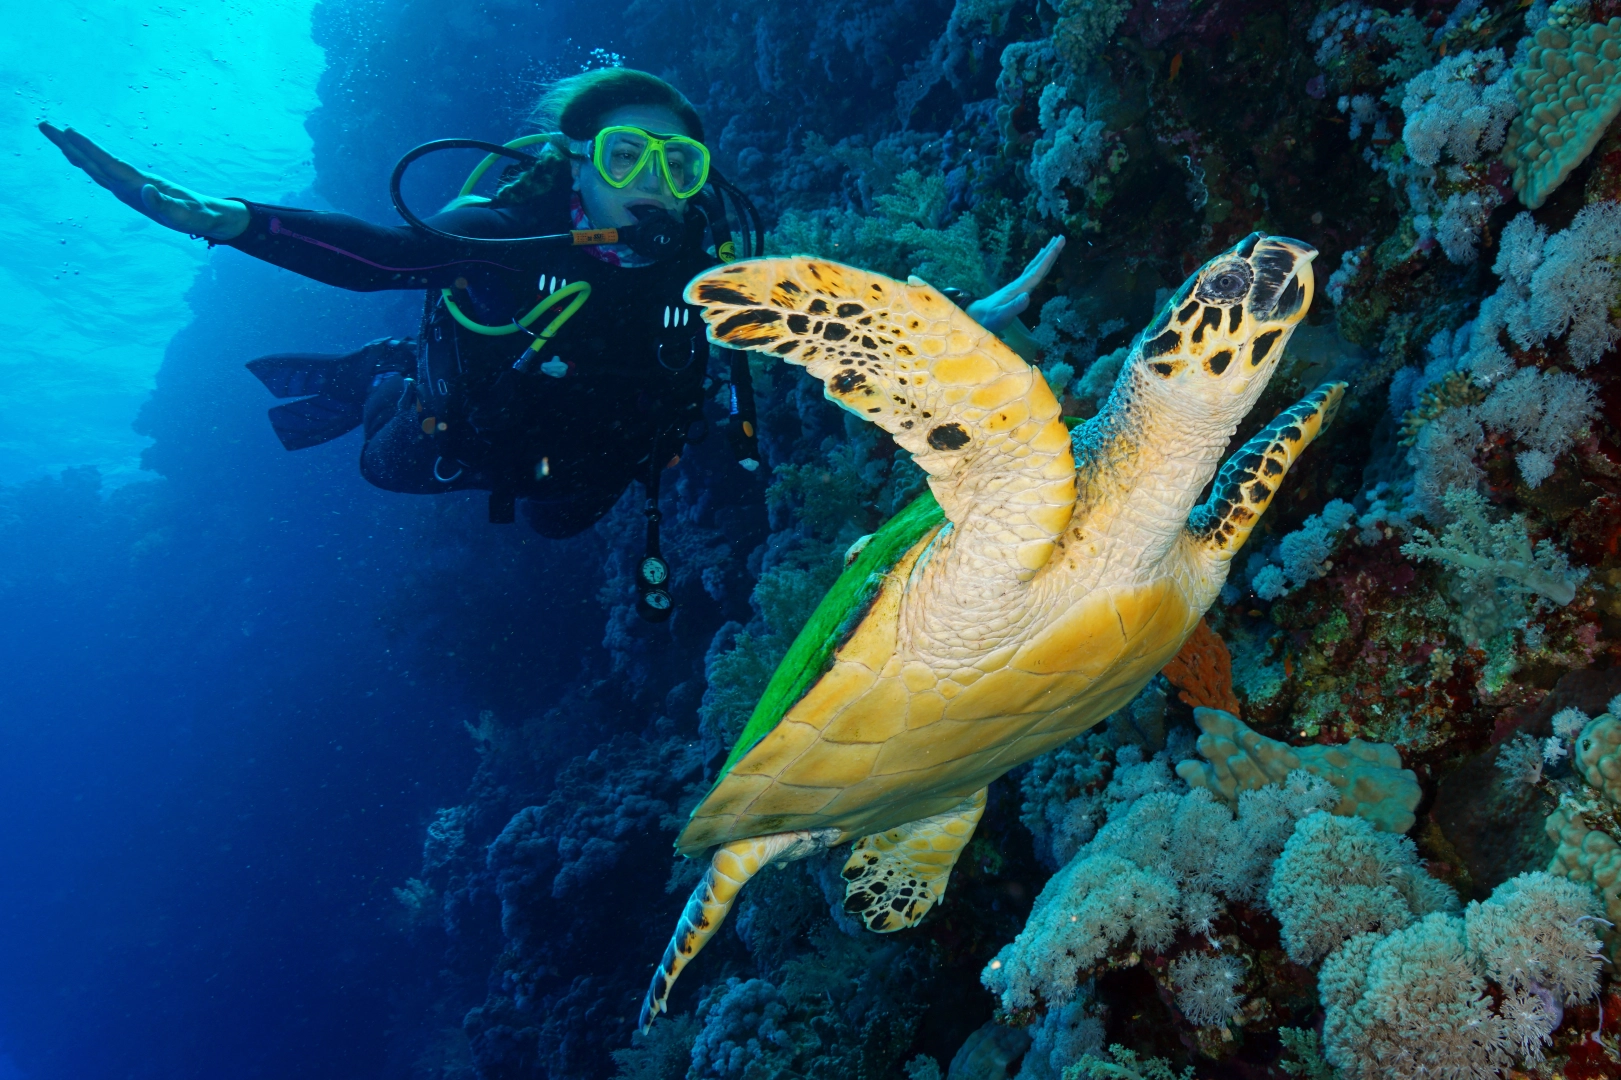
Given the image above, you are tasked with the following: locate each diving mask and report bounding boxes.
[571,125,711,200]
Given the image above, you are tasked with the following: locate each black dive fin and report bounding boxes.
[247,354,346,399]
[248,338,416,452]
[265,397,365,451]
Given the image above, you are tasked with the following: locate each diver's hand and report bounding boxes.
[39,122,250,241]
[968,236,1066,333]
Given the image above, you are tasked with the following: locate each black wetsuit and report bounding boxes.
[228,190,716,536]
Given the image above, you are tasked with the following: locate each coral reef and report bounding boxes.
[351,0,1621,1076]
[1317,873,1605,1078]
[984,772,1338,1011]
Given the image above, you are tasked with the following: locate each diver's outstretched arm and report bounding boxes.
[41,122,526,294]
[963,235,1064,363]
[40,122,250,241]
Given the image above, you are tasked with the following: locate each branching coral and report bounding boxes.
[1402,486,1585,606]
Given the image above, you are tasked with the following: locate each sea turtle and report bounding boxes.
[640,233,1341,1030]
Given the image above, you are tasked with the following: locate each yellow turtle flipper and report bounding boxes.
[842,788,987,932]
[685,259,1076,580]
[639,829,833,1031]
[1186,381,1347,562]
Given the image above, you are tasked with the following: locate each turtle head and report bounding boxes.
[1127,232,1315,420]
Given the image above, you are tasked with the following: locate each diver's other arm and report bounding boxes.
[966,235,1065,363]
[39,123,250,241]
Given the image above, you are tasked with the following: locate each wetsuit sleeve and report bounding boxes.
[221,201,530,292]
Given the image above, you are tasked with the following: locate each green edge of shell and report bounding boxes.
[712,490,947,781]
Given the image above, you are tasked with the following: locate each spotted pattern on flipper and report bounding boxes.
[639,829,833,1032]
[840,788,986,933]
[1186,381,1347,560]
[685,259,1076,576]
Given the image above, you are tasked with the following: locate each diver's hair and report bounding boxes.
[491,68,703,209]
[531,68,704,141]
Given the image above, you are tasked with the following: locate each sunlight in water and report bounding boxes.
[0,0,324,481]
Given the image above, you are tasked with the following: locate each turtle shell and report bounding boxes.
[677,492,1201,856]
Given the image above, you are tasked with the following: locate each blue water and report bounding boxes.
[0,3,623,1077]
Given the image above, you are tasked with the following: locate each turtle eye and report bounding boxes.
[1196,262,1253,304]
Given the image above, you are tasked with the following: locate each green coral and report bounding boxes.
[1064,1046,1194,1080]
[1278,1027,1337,1080]
[770,170,1013,295]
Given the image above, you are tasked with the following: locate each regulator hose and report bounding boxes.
[388,138,685,257]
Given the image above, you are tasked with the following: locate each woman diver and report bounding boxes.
[44,70,729,543]
[41,67,1062,613]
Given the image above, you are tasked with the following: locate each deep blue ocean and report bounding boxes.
[2,4,637,1077]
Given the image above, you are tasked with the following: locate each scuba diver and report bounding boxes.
[41,67,1063,619]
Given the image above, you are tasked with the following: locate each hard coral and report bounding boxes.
[1176,708,1423,834]
[1503,19,1621,210]
[1547,704,1621,956]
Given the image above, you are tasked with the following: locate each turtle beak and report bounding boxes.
[1248,236,1316,323]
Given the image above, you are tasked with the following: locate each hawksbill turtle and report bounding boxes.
[640,232,1341,1030]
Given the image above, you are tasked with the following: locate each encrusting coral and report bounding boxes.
[1503,19,1621,209]
[1176,708,1423,834]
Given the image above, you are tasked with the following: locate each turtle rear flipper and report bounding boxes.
[686,260,1077,581]
[842,788,987,932]
[640,829,834,1032]
[1186,381,1347,562]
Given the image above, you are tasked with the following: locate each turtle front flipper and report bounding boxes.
[842,788,987,932]
[1185,381,1347,562]
[640,828,834,1032]
[686,260,1076,580]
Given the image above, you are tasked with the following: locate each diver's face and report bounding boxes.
[572,104,694,228]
